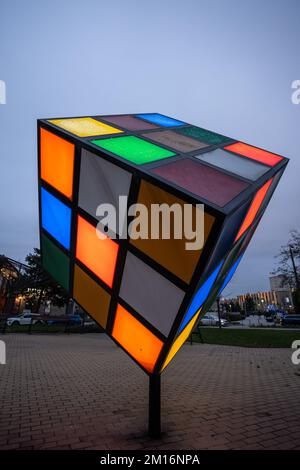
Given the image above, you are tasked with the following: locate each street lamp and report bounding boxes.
[289,244,300,290]
[217,296,222,329]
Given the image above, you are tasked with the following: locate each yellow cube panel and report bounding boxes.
[73,264,111,328]
[112,304,164,373]
[48,117,123,137]
[40,128,74,199]
[161,309,201,371]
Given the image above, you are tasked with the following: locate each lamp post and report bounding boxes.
[289,245,300,290]
[217,296,222,329]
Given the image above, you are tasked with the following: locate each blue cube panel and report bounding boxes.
[41,187,72,250]
[218,255,243,294]
[136,113,186,127]
[179,262,223,333]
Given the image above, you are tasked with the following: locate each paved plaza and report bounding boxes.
[0,333,299,450]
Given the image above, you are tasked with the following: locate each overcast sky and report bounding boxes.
[0,0,299,296]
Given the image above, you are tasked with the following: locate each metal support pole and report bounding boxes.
[148,374,161,438]
[28,317,33,335]
[1,315,7,335]
[198,326,204,343]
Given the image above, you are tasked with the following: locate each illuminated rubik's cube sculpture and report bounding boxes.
[38,113,288,375]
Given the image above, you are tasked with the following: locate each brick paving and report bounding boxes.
[0,333,299,450]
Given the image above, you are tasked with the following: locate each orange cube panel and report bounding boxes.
[224,142,283,167]
[40,128,74,199]
[235,178,273,241]
[76,215,119,288]
[112,304,164,373]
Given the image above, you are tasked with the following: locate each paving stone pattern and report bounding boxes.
[0,334,299,450]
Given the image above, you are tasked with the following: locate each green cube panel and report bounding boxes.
[175,126,231,145]
[41,234,70,291]
[91,135,176,165]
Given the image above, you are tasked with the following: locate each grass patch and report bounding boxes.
[2,324,67,334]
[0,324,102,334]
[191,327,300,348]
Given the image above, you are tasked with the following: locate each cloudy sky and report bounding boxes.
[0,0,299,296]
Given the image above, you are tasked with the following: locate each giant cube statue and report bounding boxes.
[37,113,288,375]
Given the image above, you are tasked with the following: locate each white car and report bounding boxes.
[199,314,228,327]
[6,313,43,327]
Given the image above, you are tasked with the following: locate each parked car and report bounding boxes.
[46,314,83,326]
[6,313,43,327]
[199,314,229,327]
[265,310,285,322]
[84,318,97,326]
[281,315,300,326]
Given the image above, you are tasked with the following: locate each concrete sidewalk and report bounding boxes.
[0,333,299,450]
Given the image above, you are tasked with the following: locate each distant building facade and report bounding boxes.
[236,275,293,312]
[237,290,277,312]
[269,274,290,291]
[269,274,293,310]
[0,256,26,315]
